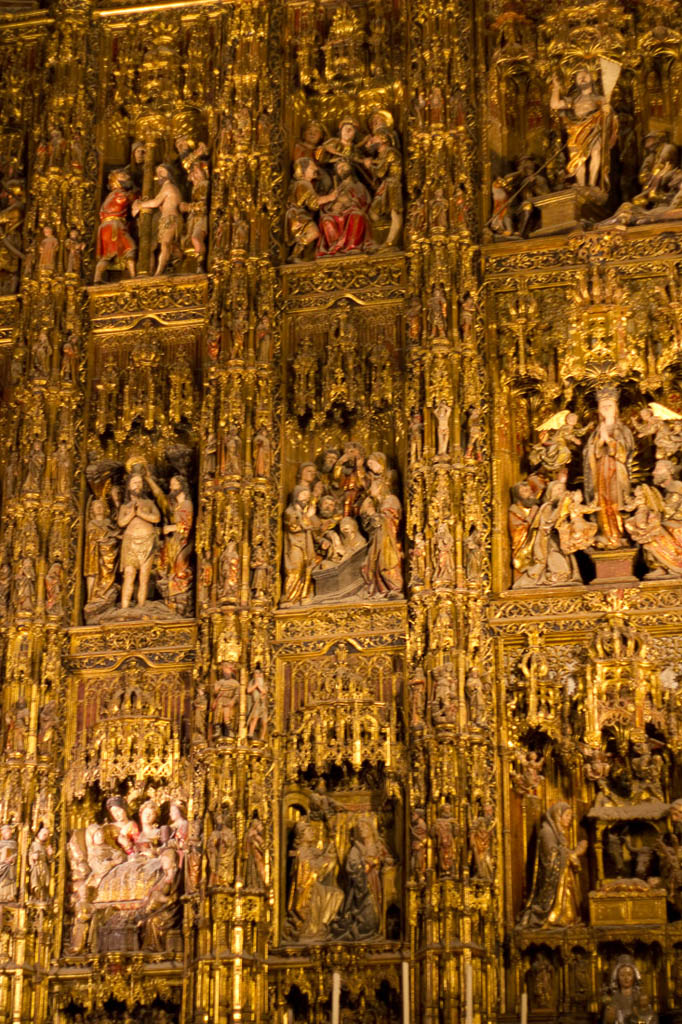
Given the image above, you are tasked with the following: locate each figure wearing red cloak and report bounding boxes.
[95,172,136,262]
[317,161,371,258]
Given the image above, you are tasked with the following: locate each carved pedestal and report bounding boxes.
[589,548,638,585]
[589,887,667,927]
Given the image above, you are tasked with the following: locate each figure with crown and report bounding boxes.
[582,387,635,549]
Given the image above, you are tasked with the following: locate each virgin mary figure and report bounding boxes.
[519,801,587,928]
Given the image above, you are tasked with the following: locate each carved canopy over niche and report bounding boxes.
[65,656,190,799]
[282,642,402,774]
[287,297,402,429]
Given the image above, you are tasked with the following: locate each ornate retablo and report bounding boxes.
[2,1,682,1023]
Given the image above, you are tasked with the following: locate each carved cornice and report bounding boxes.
[88,276,209,335]
[280,252,406,312]
[274,601,408,655]
[489,580,682,638]
[483,224,682,279]
[68,621,197,669]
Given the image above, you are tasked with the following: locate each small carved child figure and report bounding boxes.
[39,225,59,272]
[64,227,85,275]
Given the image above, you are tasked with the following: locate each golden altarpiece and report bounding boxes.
[3,0,682,1021]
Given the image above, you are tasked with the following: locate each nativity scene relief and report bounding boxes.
[67,795,187,955]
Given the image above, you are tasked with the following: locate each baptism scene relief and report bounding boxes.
[84,453,195,622]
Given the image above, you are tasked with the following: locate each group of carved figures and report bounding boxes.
[0,821,53,904]
[491,65,620,237]
[282,446,403,606]
[521,759,682,909]
[524,947,660,1023]
[409,801,478,882]
[519,800,675,1020]
[67,797,188,954]
[4,691,57,758]
[509,390,682,586]
[283,785,396,944]
[198,655,268,744]
[282,785,489,947]
[491,62,682,238]
[286,110,402,261]
[94,136,209,282]
[66,796,264,956]
[84,460,194,621]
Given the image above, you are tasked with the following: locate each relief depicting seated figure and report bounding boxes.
[316,159,372,257]
[285,111,402,261]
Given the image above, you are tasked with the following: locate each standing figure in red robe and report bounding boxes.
[317,160,372,257]
[94,169,136,283]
